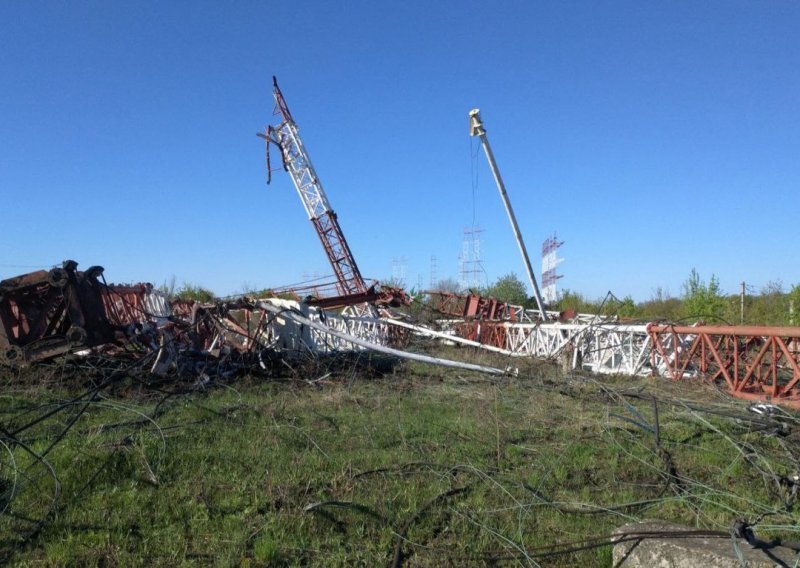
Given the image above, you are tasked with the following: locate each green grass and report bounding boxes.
[1,349,799,566]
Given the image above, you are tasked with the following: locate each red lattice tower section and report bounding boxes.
[648,324,800,408]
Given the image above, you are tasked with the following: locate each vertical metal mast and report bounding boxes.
[468,108,547,319]
[261,77,367,296]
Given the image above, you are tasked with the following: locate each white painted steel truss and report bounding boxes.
[252,300,389,356]
[194,298,697,382]
[433,319,696,379]
[273,118,332,221]
[504,322,654,375]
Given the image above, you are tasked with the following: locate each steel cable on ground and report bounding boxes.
[2,297,798,564]
[312,353,800,565]
[319,451,789,566]
[0,354,168,548]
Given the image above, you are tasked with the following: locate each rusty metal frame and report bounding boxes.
[648,324,800,408]
[439,318,800,408]
[0,261,117,365]
[426,290,542,322]
[0,262,175,367]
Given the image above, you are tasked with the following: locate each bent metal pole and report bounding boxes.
[469,108,547,320]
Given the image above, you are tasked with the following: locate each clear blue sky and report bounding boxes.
[2,2,798,301]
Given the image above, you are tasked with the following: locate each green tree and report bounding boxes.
[615,295,641,318]
[380,277,406,290]
[553,289,603,314]
[485,273,528,306]
[175,282,216,303]
[789,284,800,326]
[432,277,462,294]
[681,269,726,322]
[639,287,682,321]
[745,280,790,325]
[158,275,178,299]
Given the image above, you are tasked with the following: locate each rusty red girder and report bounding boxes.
[264,277,409,311]
[455,321,508,349]
[426,291,519,321]
[0,262,174,366]
[309,210,366,297]
[265,77,368,298]
[305,285,410,310]
[648,324,800,408]
[102,283,162,326]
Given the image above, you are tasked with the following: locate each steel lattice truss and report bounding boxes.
[431,319,800,408]
[262,78,367,297]
[648,324,800,406]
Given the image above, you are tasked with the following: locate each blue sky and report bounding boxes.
[1,2,798,301]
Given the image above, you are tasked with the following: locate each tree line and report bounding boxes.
[434,270,800,326]
[161,269,800,327]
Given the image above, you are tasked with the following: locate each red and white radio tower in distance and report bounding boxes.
[541,233,564,305]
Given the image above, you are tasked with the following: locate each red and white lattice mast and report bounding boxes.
[541,233,564,304]
[259,77,367,298]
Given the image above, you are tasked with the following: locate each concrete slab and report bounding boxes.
[612,520,799,568]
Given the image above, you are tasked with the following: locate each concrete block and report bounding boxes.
[612,520,798,567]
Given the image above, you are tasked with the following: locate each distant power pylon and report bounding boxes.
[392,256,408,287]
[541,233,564,304]
[430,255,438,289]
[459,226,487,291]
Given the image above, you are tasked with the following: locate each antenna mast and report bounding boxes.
[260,77,367,297]
[468,108,547,319]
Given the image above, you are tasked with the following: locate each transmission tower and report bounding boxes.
[391,256,408,288]
[459,226,487,291]
[541,233,564,304]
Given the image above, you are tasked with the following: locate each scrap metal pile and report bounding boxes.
[418,289,800,409]
[0,261,168,367]
[3,261,800,409]
[0,260,411,379]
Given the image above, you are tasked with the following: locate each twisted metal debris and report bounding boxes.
[0,261,508,380]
